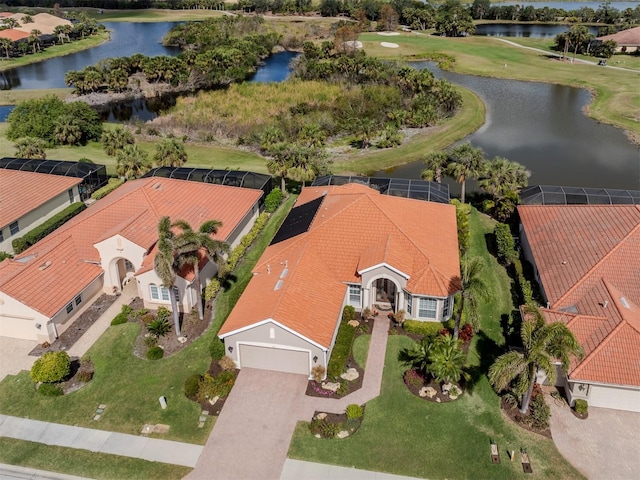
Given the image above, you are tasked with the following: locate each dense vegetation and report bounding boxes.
[65,16,280,95]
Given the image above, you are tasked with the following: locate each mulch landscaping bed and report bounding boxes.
[500,396,552,439]
[132,298,213,358]
[570,408,588,420]
[403,369,464,403]
[30,294,119,357]
[310,408,364,439]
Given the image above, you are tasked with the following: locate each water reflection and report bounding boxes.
[474,24,598,38]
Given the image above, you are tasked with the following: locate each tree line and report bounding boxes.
[65,16,280,95]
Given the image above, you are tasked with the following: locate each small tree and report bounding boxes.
[15,137,46,159]
[398,337,434,377]
[428,334,467,385]
[30,351,70,384]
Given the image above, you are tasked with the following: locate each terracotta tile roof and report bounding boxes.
[0,29,30,41]
[0,170,82,228]
[220,184,461,347]
[598,26,640,46]
[521,204,640,387]
[0,178,261,318]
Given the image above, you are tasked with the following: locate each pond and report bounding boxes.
[374,61,639,191]
[474,23,599,38]
[497,2,639,10]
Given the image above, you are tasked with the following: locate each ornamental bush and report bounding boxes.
[264,187,283,213]
[204,278,221,301]
[184,374,202,399]
[30,351,71,384]
[147,317,172,338]
[146,346,164,360]
[110,312,128,326]
[342,305,355,322]
[91,178,124,200]
[527,392,551,430]
[574,399,588,415]
[209,338,226,360]
[494,223,517,265]
[345,404,364,419]
[403,320,446,339]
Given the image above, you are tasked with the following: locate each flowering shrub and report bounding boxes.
[459,323,474,342]
[311,382,335,396]
[404,369,425,388]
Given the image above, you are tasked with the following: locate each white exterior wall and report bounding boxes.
[360,265,408,312]
[48,274,103,341]
[519,224,548,304]
[0,185,80,254]
[227,204,260,250]
[94,234,147,295]
[567,380,640,412]
[0,291,49,342]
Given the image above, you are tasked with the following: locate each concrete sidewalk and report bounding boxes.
[281,459,426,480]
[0,414,203,468]
[0,463,92,480]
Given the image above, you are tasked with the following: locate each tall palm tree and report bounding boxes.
[101,126,134,156]
[154,217,182,337]
[421,151,449,184]
[489,304,583,414]
[428,334,467,385]
[172,219,229,320]
[446,143,485,203]
[116,144,150,180]
[54,115,83,145]
[478,157,530,199]
[21,15,34,25]
[29,29,41,54]
[2,18,20,30]
[14,137,46,159]
[154,138,188,168]
[0,38,12,59]
[454,255,490,339]
[266,143,294,193]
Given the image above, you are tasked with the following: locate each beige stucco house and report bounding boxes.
[219,183,461,378]
[519,204,640,412]
[0,169,82,254]
[0,177,262,343]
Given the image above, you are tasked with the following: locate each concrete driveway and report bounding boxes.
[186,368,309,480]
[549,395,640,480]
[0,336,37,381]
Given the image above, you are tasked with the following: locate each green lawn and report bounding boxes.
[353,334,371,370]
[0,438,190,480]
[0,196,295,446]
[288,208,582,479]
[360,32,640,143]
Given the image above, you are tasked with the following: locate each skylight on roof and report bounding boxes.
[620,297,630,309]
[274,280,283,291]
[280,269,288,279]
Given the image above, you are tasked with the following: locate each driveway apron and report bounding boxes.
[186,369,309,480]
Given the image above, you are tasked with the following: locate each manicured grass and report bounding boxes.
[0,123,267,176]
[288,207,583,479]
[0,89,71,106]
[85,8,228,22]
[0,32,109,73]
[360,32,640,143]
[353,334,371,370]
[0,196,295,445]
[0,438,191,480]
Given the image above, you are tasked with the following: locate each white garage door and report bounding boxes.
[588,385,640,412]
[239,344,310,376]
[0,316,36,341]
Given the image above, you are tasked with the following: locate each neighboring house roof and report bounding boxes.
[0,169,82,228]
[518,204,640,387]
[0,177,262,318]
[220,184,461,348]
[12,12,71,36]
[598,26,640,46]
[0,29,30,41]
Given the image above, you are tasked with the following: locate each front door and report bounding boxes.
[374,278,396,311]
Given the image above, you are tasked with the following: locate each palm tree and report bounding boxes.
[0,38,12,59]
[421,151,449,184]
[14,137,46,159]
[454,255,490,338]
[102,126,135,156]
[489,304,583,414]
[116,144,150,180]
[172,219,229,320]
[29,29,41,54]
[154,138,188,168]
[21,15,34,25]
[446,143,485,203]
[266,143,295,194]
[398,337,434,377]
[54,115,83,145]
[478,157,530,199]
[2,18,20,30]
[428,334,467,385]
[154,217,182,337]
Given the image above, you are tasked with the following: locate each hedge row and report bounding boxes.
[225,212,269,273]
[403,319,455,338]
[494,223,517,265]
[91,178,124,200]
[326,306,357,379]
[12,202,87,254]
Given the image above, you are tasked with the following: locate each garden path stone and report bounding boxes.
[336,430,349,439]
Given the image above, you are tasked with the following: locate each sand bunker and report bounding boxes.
[377,32,400,36]
[380,42,399,48]
[343,40,363,49]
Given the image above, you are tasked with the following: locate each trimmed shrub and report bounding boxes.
[146,346,164,360]
[120,304,133,316]
[225,212,269,272]
[209,338,226,360]
[264,187,283,213]
[147,317,172,338]
[494,223,517,265]
[156,306,171,321]
[459,323,474,342]
[527,392,551,430]
[345,404,364,419]
[131,308,149,318]
[310,417,339,438]
[403,320,446,339]
[30,351,71,384]
[574,399,588,415]
[204,278,221,301]
[311,365,326,383]
[12,202,87,254]
[327,313,356,378]
[91,178,124,200]
[75,358,94,383]
[197,371,236,401]
[110,312,128,326]
[184,374,202,399]
[218,355,236,371]
[0,251,13,262]
[37,383,64,396]
[342,305,355,322]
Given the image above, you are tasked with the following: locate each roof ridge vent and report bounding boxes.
[38,260,52,271]
[620,297,630,309]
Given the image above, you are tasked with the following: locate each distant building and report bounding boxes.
[597,25,640,53]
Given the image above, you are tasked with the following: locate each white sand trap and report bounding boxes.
[380,42,399,49]
[377,31,400,36]
[343,40,363,49]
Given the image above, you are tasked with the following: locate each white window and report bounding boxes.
[9,221,19,236]
[405,292,412,315]
[150,284,160,300]
[418,298,437,319]
[349,284,361,306]
[150,284,178,303]
[66,302,74,314]
[442,297,451,319]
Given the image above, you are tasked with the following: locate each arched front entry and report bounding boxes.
[109,257,136,294]
[373,278,398,312]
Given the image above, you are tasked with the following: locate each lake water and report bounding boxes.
[475,23,599,37]
[374,62,640,191]
[497,2,639,10]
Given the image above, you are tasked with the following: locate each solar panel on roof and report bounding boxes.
[270,196,324,245]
